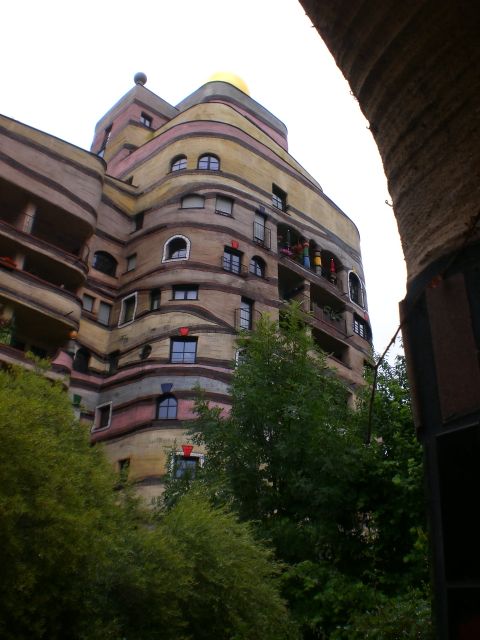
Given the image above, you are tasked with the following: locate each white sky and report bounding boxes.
[1,0,406,358]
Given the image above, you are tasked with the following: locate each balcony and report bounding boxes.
[0,264,81,330]
[311,303,347,337]
[0,220,87,286]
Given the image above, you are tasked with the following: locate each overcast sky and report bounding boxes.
[1,0,406,358]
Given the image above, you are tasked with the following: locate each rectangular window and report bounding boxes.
[134,212,144,231]
[108,351,120,375]
[95,403,112,430]
[150,288,161,310]
[272,184,287,211]
[253,212,267,243]
[119,293,137,326]
[126,254,137,272]
[239,297,253,330]
[170,338,197,364]
[223,248,242,274]
[215,196,233,216]
[172,285,198,300]
[174,453,203,479]
[353,317,368,339]
[98,301,112,326]
[140,112,152,128]
[82,294,95,312]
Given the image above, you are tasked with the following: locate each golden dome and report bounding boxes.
[207,72,250,96]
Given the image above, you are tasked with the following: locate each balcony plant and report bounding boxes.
[0,317,14,345]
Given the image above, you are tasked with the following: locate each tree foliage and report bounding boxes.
[170,306,432,638]
[0,364,296,639]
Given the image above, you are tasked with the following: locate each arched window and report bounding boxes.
[73,347,90,373]
[163,235,190,262]
[249,256,265,277]
[157,394,177,419]
[171,155,187,172]
[198,154,220,170]
[93,251,117,277]
[181,194,205,209]
[349,272,364,306]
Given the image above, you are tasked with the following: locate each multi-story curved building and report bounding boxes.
[0,73,372,501]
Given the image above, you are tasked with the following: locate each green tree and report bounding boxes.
[0,364,297,639]
[173,307,431,638]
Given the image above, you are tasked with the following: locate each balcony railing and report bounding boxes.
[253,222,271,249]
[311,303,347,336]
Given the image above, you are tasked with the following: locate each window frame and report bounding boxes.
[94,402,112,431]
[98,301,112,326]
[92,251,117,277]
[348,271,365,308]
[272,184,287,211]
[170,337,198,364]
[249,256,265,278]
[171,155,187,172]
[150,288,161,311]
[215,195,233,216]
[223,247,243,274]
[172,285,199,301]
[140,112,153,128]
[197,154,220,171]
[162,235,191,262]
[118,292,138,327]
[82,293,95,312]
[239,297,253,330]
[157,394,178,420]
[126,254,137,272]
[172,451,204,479]
[181,194,205,209]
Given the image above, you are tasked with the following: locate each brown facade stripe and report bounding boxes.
[0,149,98,220]
[0,121,104,182]
[71,364,233,393]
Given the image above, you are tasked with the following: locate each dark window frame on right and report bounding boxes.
[157,394,178,420]
[223,247,243,274]
[140,112,153,128]
[171,155,187,172]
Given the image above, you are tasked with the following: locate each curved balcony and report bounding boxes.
[0,220,87,286]
[0,265,81,329]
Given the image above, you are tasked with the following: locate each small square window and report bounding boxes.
[82,294,95,312]
[126,254,137,272]
[119,294,137,326]
[172,285,198,300]
[98,301,112,326]
[170,338,197,364]
[140,112,152,128]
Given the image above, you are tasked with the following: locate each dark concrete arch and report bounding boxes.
[299,2,480,637]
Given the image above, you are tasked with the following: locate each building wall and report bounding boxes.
[0,77,372,503]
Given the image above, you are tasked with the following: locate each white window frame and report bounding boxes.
[172,451,205,479]
[162,235,191,262]
[93,401,112,432]
[348,270,365,308]
[118,292,138,327]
